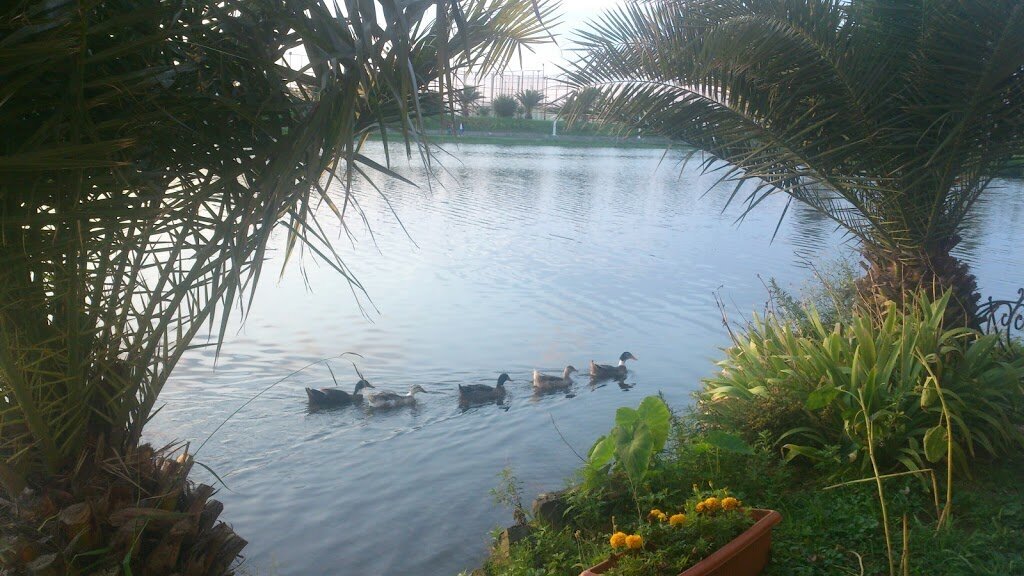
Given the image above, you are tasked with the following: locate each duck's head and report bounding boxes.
[355,379,374,393]
[565,365,578,374]
[497,373,512,387]
[620,352,638,362]
[409,384,428,395]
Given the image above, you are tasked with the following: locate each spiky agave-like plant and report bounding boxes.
[0,0,555,572]
[564,0,1024,326]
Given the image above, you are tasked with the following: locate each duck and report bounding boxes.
[532,365,577,391]
[459,373,512,405]
[305,379,374,407]
[366,384,428,409]
[589,352,637,380]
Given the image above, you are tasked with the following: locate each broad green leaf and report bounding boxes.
[704,430,754,455]
[782,444,824,462]
[806,385,840,410]
[924,425,948,463]
[614,406,639,430]
[616,422,655,486]
[920,379,938,408]
[636,396,671,453]
[587,433,615,469]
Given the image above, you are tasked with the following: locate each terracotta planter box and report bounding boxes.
[580,508,782,576]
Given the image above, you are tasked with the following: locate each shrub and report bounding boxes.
[700,292,1024,479]
[492,95,518,117]
[515,89,544,119]
[766,258,858,332]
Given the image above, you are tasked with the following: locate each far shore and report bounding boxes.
[367,126,1024,177]
[374,131,675,149]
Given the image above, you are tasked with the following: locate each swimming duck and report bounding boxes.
[589,352,637,380]
[533,365,577,391]
[366,384,428,409]
[459,373,512,405]
[305,379,374,407]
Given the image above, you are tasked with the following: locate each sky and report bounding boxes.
[508,0,620,72]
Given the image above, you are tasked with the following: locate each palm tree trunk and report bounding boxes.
[0,443,246,575]
[856,237,980,328]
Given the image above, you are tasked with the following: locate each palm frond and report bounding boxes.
[564,0,1024,255]
[0,0,555,482]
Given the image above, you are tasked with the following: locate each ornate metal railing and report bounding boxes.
[978,288,1024,349]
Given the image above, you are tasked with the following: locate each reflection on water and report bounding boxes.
[145,143,1023,575]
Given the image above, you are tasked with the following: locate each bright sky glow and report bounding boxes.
[506,0,619,72]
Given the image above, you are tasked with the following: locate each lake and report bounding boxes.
[146,143,1023,575]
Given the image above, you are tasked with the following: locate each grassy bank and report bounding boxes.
[373,116,670,149]
[999,156,1024,177]
[764,455,1024,576]
[420,116,617,136]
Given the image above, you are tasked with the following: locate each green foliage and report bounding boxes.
[702,430,753,455]
[597,487,755,576]
[766,258,859,332]
[459,85,484,115]
[515,89,545,119]
[763,456,1024,576]
[421,114,626,136]
[585,396,671,491]
[701,292,1024,480]
[607,505,754,576]
[481,416,1024,576]
[481,524,601,576]
[492,95,519,117]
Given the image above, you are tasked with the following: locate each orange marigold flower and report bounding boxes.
[647,509,667,522]
[722,497,740,511]
[609,532,628,549]
[695,502,706,513]
[703,497,721,512]
[625,534,643,549]
[669,513,687,526]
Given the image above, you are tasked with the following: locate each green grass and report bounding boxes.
[421,116,613,136]
[377,116,673,149]
[431,134,671,149]
[765,456,1024,576]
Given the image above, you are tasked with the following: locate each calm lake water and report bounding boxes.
[146,143,1023,575]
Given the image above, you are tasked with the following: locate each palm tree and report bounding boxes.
[459,85,485,116]
[516,88,546,119]
[0,0,554,572]
[564,0,1024,326]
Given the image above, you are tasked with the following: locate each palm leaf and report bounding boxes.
[564,0,1024,257]
[0,0,555,481]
